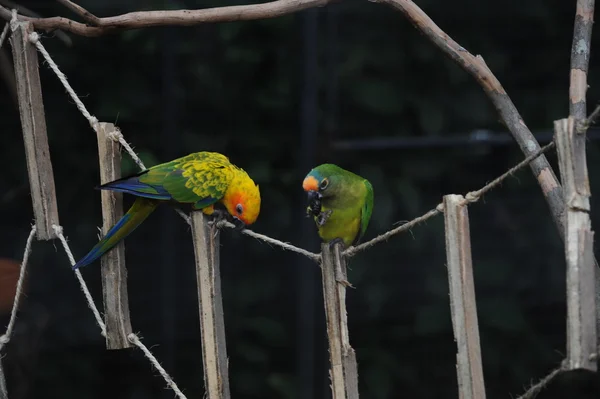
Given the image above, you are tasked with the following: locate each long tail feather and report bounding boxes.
[97,171,171,200]
[73,198,159,270]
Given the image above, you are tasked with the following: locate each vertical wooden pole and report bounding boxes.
[190,212,230,399]
[96,122,133,349]
[555,117,597,371]
[320,242,359,399]
[443,195,486,399]
[10,22,59,240]
[0,359,7,399]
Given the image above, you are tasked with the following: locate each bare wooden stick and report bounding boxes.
[554,117,597,371]
[0,359,7,399]
[95,122,133,350]
[190,212,230,399]
[443,195,486,399]
[320,243,359,399]
[0,0,331,37]
[568,0,599,343]
[56,0,101,26]
[569,0,594,120]
[10,21,59,240]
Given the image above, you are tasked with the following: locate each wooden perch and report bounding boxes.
[554,118,597,371]
[191,213,231,399]
[320,243,359,399]
[0,0,332,37]
[10,21,59,240]
[96,122,133,350]
[569,0,600,348]
[0,359,7,399]
[569,0,594,120]
[443,195,486,399]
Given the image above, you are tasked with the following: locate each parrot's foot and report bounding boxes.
[327,237,345,248]
[207,209,245,231]
[316,210,333,227]
[209,209,229,225]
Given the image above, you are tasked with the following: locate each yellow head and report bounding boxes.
[222,169,261,226]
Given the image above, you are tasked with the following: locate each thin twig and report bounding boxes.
[56,0,101,26]
[584,104,600,128]
[344,142,555,257]
[0,0,332,37]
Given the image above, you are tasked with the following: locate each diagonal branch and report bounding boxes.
[378,0,565,238]
[56,0,101,26]
[0,0,332,37]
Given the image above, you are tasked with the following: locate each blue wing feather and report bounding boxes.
[97,172,172,200]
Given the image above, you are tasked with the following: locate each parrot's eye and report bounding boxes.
[236,204,244,214]
[320,178,329,190]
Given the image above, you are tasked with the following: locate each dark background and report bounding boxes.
[1,0,600,398]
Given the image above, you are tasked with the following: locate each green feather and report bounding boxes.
[305,164,374,247]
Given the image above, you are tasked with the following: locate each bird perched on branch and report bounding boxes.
[302,164,374,248]
[73,152,261,270]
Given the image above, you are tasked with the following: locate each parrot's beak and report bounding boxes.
[306,190,322,218]
[307,190,322,203]
[232,216,246,231]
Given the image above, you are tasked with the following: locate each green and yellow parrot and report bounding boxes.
[73,151,261,270]
[302,164,374,247]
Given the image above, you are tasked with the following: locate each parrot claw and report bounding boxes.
[328,237,345,248]
[317,210,333,227]
[209,209,228,225]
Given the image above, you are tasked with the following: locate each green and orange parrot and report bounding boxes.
[302,164,374,248]
[73,151,261,270]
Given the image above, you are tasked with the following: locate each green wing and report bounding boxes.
[139,152,233,207]
[357,179,374,244]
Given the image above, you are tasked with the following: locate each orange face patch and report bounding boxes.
[303,176,319,192]
[223,179,261,226]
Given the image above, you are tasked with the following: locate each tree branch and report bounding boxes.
[0,0,72,45]
[56,0,101,26]
[378,0,565,237]
[0,0,332,37]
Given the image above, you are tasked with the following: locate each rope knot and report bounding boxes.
[7,8,19,32]
[28,31,39,44]
[107,129,124,142]
[465,192,478,203]
[435,203,445,212]
[51,224,63,236]
[0,334,9,345]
